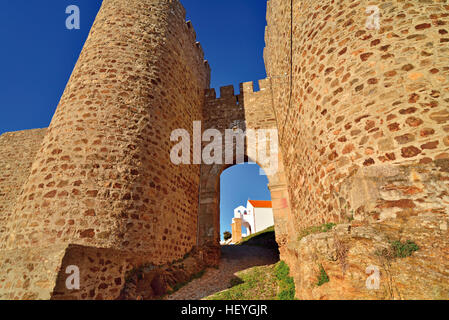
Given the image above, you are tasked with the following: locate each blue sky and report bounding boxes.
[0,0,270,239]
[0,0,267,134]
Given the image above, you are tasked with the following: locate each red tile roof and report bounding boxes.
[248,200,272,208]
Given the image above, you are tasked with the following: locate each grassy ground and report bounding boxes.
[205,261,295,300]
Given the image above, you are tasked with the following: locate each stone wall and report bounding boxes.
[266,0,449,229]
[0,0,210,300]
[231,218,242,244]
[197,85,245,250]
[1,0,448,300]
[0,129,46,239]
[265,0,449,298]
[291,212,449,300]
[0,245,69,300]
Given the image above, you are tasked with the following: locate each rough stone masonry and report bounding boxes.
[0,0,448,300]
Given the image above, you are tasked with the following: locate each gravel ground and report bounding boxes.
[166,245,279,300]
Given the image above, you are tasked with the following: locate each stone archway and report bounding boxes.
[196,80,294,265]
[196,151,293,266]
[197,157,266,249]
[241,220,252,237]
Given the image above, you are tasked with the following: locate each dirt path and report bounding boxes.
[166,245,279,300]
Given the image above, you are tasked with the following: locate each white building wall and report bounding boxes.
[246,202,256,235]
[233,201,274,236]
[233,206,246,218]
[234,205,254,236]
[254,207,274,233]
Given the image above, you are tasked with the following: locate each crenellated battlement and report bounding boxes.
[241,78,271,94]
[185,21,197,42]
[205,78,272,102]
[203,78,273,128]
[169,0,210,82]
[205,85,238,101]
[183,20,210,78]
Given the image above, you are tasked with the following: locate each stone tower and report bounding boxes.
[264,0,449,299]
[0,0,210,299]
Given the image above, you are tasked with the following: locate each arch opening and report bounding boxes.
[196,150,292,267]
[219,163,273,246]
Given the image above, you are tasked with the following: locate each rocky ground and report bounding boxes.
[166,245,279,300]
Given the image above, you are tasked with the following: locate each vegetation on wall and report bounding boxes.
[391,240,419,258]
[298,223,337,241]
[316,265,330,287]
[376,240,420,260]
[274,261,296,300]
